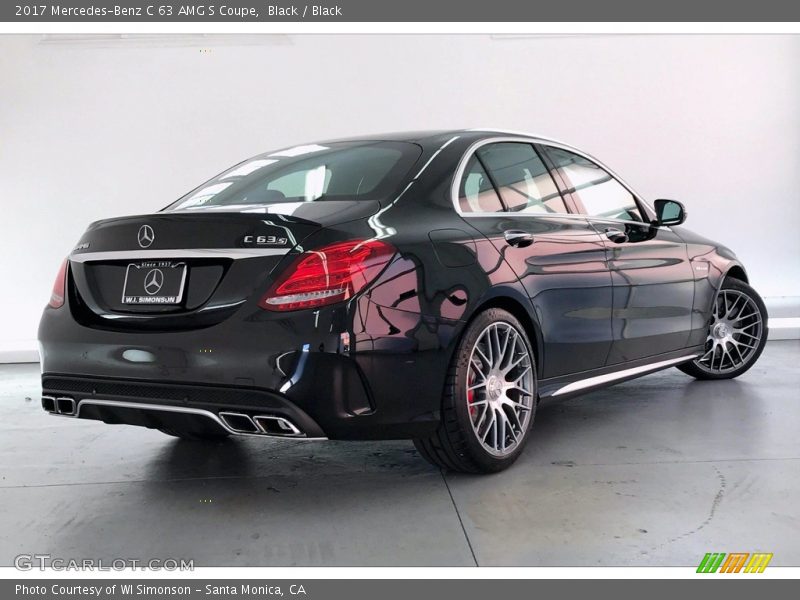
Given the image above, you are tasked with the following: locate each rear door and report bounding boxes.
[456,140,613,378]
[539,144,695,364]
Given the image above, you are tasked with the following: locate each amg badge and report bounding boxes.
[243,235,288,246]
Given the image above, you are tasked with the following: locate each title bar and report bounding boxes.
[4,0,800,22]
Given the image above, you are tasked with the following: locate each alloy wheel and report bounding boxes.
[695,289,764,374]
[466,322,534,457]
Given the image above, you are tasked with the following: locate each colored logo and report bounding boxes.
[697,552,773,573]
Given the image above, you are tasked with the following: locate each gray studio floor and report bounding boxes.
[1,340,798,567]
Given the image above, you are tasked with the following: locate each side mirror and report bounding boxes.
[653,199,686,226]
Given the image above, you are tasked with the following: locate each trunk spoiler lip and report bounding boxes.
[86,210,318,230]
[86,199,384,231]
[68,247,291,263]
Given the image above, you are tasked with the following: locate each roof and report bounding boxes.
[321,128,565,145]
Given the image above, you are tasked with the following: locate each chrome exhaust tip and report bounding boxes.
[42,396,57,413]
[253,415,304,437]
[55,397,76,415]
[218,412,259,434]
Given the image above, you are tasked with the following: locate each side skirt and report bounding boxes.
[538,345,704,402]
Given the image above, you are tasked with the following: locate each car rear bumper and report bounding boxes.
[38,297,459,440]
[40,375,328,439]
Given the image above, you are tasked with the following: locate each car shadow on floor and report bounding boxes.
[43,438,466,566]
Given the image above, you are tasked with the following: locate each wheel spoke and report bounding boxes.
[498,327,512,370]
[491,410,499,450]
[738,320,762,332]
[730,342,745,364]
[733,312,760,326]
[510,365,532,384]
[496,409,506,451]
[723,344,734,368]
[505,407,523,436]
[492,326,503,367]
[506,384,532,397]
[475,345,491,370]
[731,339,757,350]
[475,403,489,431]
[726,294,745,318]
[507,400,532,411]
[470,359,487,382]
[481,410,495,442]
[734,330,759,341]
[502,352,526,375]
[721,292,730,317]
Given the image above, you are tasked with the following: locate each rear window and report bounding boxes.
[165,141,421,211]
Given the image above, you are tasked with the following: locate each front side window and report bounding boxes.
[544,146,643,222]
[165,141,421,211]
[476,143,567,214]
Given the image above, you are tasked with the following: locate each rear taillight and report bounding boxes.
[260,239,396,312]
[48,258,68,309]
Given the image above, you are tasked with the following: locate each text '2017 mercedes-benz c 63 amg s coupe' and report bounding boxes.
[39,129,769,473]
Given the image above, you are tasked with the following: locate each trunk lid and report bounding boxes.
[68,201,379,329]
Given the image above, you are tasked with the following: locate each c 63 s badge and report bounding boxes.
[243,235,289,246]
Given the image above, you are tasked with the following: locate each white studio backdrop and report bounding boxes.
[1,33,799,360]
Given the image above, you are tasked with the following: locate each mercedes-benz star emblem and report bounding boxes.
[137,225,155,248]
[143,269,164,295]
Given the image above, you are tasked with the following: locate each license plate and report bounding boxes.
[121,261,187,305]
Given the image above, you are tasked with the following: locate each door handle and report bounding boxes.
[604,227,629,244]
[504,230,534,248]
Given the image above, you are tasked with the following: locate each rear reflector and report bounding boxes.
[259,239,395,312]
[48,258,68,309]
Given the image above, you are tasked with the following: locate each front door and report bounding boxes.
[540,144,694,364]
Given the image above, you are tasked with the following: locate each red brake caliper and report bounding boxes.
[467,369,476,418]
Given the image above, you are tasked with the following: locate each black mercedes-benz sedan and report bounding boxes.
[38,129,768,473]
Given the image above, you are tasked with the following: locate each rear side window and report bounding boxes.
[476,143,567,214]
[458,156,504,213]
[165,141,421,211]
[544,146,643,222]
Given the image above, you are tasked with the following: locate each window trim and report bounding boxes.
[451,136,657,225]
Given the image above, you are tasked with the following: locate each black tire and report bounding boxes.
[414,308,538,474]
[677,277,768,380]
[158,427,231,441]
